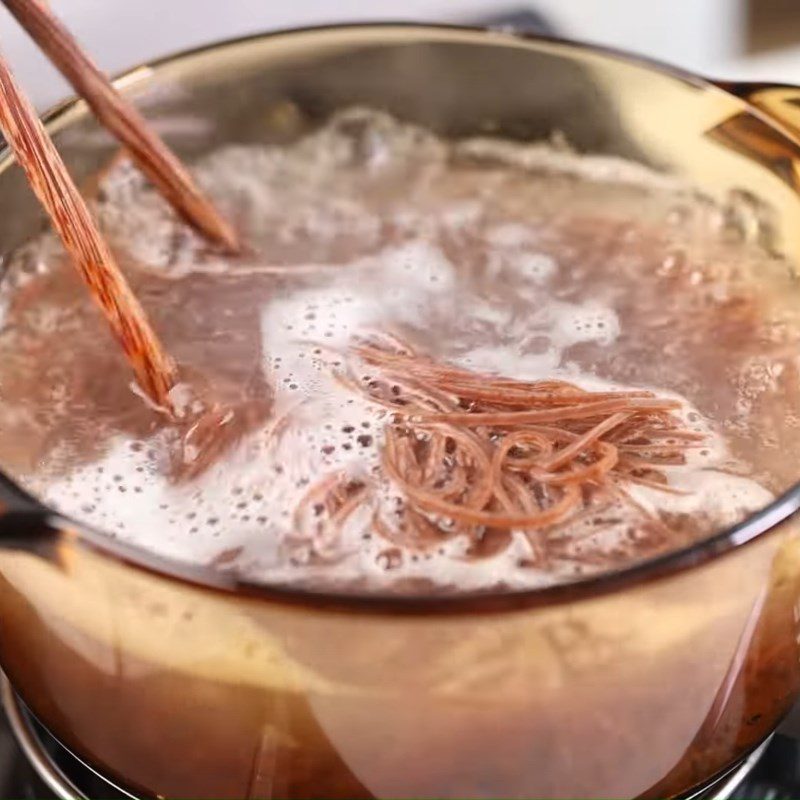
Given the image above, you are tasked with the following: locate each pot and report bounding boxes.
[0,23,800,799]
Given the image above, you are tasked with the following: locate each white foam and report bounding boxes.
[628,470,775,528]
[551,300,621,348]
[510,252,557,283]
[455,136,690,193]
[485,222,537,249]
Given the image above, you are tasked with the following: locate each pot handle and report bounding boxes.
[714,81,800,146]
[0,476,61,554]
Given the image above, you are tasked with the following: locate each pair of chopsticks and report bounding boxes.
[0,0,240,409]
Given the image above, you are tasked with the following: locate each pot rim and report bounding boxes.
[2,21,798,615]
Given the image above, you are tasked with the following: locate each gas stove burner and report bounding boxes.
[0,674,772,800]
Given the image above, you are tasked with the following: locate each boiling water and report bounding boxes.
[0,108,797,593]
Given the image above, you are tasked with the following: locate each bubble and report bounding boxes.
[552,302,620,348]
[376,549,403,571]
[512,252,557,282]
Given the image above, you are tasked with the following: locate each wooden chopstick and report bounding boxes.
[2,0,240,253]
[0,49,177,410]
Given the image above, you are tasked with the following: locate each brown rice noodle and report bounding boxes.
[291,333,701,565]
